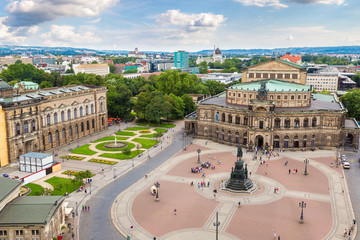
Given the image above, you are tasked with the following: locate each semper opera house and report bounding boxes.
[185,59,359,151]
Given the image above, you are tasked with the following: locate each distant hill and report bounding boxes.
[1,45,360,56]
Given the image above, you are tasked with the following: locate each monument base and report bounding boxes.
[222,180,258,194]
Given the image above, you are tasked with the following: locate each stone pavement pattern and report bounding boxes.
[113,140,356,240]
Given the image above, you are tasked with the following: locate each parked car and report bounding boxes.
[343,162,350,169]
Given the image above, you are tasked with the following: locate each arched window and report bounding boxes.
[62,128,66,139]
[294,118,300,128]
[86,105,89,115]
[92,119,95,128]
[48,132,52,143]
[221,113,225,122]
[312,117,317,127]
[80,107,83,117]
[67,109,71,120]
[55,130,59,141]
[24,121,29,133]
[74,108,78,119]
[100,102,104,112]
[61,111,65,122]
[69,127,72,137]
[303,118,309,128]
[75,124,78,134]
[91,104,94,114]
[87,121,89,130]
[235,116,240,125]
[274,118,281,128]
[81,123,84,132]
[32,120,36,131]
[228,114,232,123]
[243,132,247,145]
[54,113,58,124]
[243,116,248,126]
[285,118,290,128]
[16,123,20,135]
[47,114,51,126]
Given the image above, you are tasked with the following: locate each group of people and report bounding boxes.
[191,167,203,173]
[82,205,90,212]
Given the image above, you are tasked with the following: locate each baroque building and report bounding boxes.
[0,81,108,167]
[185,60,359,150]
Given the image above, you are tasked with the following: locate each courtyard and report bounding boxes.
[112,140,355,240]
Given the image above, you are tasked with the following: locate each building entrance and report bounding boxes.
[256,135,264,148]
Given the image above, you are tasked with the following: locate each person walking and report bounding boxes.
[174,208,177,215]
[273,231,277,240]
[88,206,90,212]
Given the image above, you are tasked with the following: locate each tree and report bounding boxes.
[320,90,331,95]
[39,81,53,89]
[164,93,185,119]
[136,144,141,155]
[340,89,360,119]
[15,60,22,64]
[108,63,115,73]
[91,60,98,64]
[122,148,132,161]
[205,80,226,96]
[123,68,137,74]
[134,91,152,119]
[199,61,208,74]
[145,95,171,123]
[107,83,134,118]
[181,94,196,115]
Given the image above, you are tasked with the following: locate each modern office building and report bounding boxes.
[174,51,189,68]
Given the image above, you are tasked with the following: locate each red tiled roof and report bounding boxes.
[280,54,301,63]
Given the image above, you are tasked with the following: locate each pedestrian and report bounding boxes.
[174,208,177,215]
[344,229,347,237]
[85,206,87,211]
[153,237,157,240]
[82,205,84,211]
[213,193,216,199]
[88,206,90,212]
[353,219,356,225]
[296,169,298,173]
[249,172,252,177]
[145,174,148,178]
[191,181,194,186]
[85,189,87,194]
[274,187,277,194]
[207,181,210,187]
[293,169,296,174]
[273,231,277,240]
[349,229,351,236]
[278,236,280,240]
[288,169,291,174]
[238,201,241,207]
[197,183,200,189]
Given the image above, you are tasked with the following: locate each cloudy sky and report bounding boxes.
[0,0,359,51]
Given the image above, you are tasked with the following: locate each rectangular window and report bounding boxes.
[15,230,23,236]
[270,73,275,79]
[249,94,252,98]
[31,230,39,235]
[0,230,7,236]
[256,73,261,78]
[292,74,298,79]
[233,93,235,97]
[238,93,241,97]
[285,74,290,78]
[291,95,295,100]
[298,95,301,99]
[243,94,246,98]
[277,95,280,100]
[263,73,268,78]
[277,74,283,79]
[249,73,254,78]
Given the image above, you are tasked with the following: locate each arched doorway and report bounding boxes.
[255,135,264,148]
[346,134,354,146]
[273,135,280,148]
[293,135,299,148]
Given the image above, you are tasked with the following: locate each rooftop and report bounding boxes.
[0,196,65,225]
[20,152,52,159]
[0,177,22,204]
[345,119,359,129]
[0,79,12,90]
[76,64,109,69]
[230,79,311,92]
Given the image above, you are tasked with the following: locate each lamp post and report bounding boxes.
[304,159,309,175]
[75,202,78,216]
[299,201,306,223]
[132,158,134,167]
[155,182,160,202]
[113,168,116,179]
[197,148,201,163]
[89,180,92,194]
[213,211,220,240]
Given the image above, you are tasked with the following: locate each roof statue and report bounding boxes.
[257,81,268,100]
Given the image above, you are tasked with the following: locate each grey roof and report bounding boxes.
[0,85,92,104]
[345,119,359,129]
[0,196,65,225]
[0,177,22,204]
[200,95,343,112]
[0,79,12,90]
[20,152,52,159]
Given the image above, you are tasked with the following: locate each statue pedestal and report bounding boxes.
[222,180,258,194]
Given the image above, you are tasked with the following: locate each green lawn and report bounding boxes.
[71,144,97,155]
[45,177,83,196]
[116,131,136,136]
[154,128,167,133]
[137,123,176,128]
[124,126,150,131]
[92,136,129,143]
[95,141,135,151]
[62,170,96,177]
[25,183,44,196]
[132,138,159,149]
[100,150,144,160]
[139,134,157,138]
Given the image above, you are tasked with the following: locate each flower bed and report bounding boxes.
[60,155,86,160]
[139,129,151,133]
[89,158,117,165]
[62,170,79,176]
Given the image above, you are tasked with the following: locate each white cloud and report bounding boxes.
[233,0,288,8]
[157,10,226,32]
[233,0,345,8]
[4,0,119,27]
[40,25,101,47]
[88,18,102,24]
[0,17,39,44]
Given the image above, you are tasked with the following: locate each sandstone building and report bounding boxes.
[0,81,108,167]
[185,59,359,150]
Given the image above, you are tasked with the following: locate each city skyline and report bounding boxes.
[0,0,359,51]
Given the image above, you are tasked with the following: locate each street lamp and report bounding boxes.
[89,179,92,194]
[75,202,78,216]
[304,159,309,175]
[132,158,134,167]
[213,211,221,240]
[113,168,116,179]
[148,149,150,159]
[299,201,306,223]
[197,148,201,163]
[155,182,160,202]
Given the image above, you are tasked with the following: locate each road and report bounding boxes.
[79,131,190,240]
[342,148,360,238]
